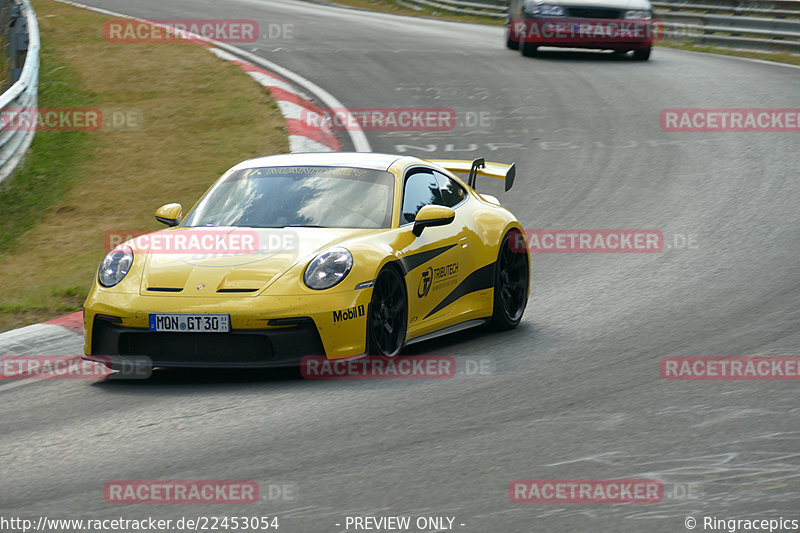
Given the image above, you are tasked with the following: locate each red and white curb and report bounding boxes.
[0,312,83,355]
[0,313,84,389]
[203,46,341,153]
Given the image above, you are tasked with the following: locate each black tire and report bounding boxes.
[632,47,651,61]
[506,23,520,50]
[489,230,530,330]
[520,39,538,58]
[368,266,408,357]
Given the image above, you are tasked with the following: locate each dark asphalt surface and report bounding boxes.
[1,1,799,531]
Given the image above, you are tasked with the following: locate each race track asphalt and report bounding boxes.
[1,1,799,531]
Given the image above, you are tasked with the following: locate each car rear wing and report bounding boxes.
[427,158,516,192]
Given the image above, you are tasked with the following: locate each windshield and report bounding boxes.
[182,166,395,229]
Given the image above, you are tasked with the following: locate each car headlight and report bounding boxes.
[524,1,567,16]
[98,245,133,287]
[624,9,652,19]
[304,247,353,290]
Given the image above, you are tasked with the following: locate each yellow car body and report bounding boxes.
[83,152,530,368]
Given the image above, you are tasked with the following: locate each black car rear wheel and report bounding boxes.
[633,47,651,61]
[490,230,530,330]
[368,267,407,357]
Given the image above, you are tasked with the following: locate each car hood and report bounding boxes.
[135,227,375,297]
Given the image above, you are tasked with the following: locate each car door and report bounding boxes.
[398,167,467,335]
[432,170,494,318]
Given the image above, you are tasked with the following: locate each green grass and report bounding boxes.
[0,0,288,332]
[0,51,8,88]
[0,49,96,253]
[0,48,95,323]
[0,287,85,316]
[0,20,9,88]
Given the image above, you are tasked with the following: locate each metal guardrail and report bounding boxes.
[398,0,506,17]
[398,0,800,53]
[0,0,39,186]
[655,1,800,52]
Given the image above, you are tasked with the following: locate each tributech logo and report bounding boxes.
[418,267,433,298]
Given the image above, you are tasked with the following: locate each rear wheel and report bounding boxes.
[490,230,530,330]
[368,267,407,357]
[632,47,651,61]
[506,22,520,50]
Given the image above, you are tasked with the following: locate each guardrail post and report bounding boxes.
[8,2,29,84]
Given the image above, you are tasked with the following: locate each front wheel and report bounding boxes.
[368,267,408,357]
[489,230,530,330]
[520,40,539,57]
[506,22,520,50]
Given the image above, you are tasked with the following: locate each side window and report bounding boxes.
[435,172,466,208]
[402,170,443,223]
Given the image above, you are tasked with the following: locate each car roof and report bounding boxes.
[231,152,405,172]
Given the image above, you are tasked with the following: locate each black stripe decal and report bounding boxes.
[423,262,496,319]
[399,243,457,274]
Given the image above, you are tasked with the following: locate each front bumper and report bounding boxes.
[514,18,656,49]
[83,289,372,368]
[87,316,326,368]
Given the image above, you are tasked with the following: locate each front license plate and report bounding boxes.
[149,313,230,333]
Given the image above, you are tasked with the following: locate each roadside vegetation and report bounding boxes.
[0,6,10,88]
[0,0,289,331]
[0,36,8,88]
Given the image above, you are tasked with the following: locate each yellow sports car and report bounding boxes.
[83,153,530,368]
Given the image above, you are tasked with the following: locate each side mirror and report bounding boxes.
[412,205,455,237]
[155,203,182,227]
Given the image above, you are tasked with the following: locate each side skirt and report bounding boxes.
[406,318,489,346]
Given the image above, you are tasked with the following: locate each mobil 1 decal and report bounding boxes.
[333,304,366,323]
